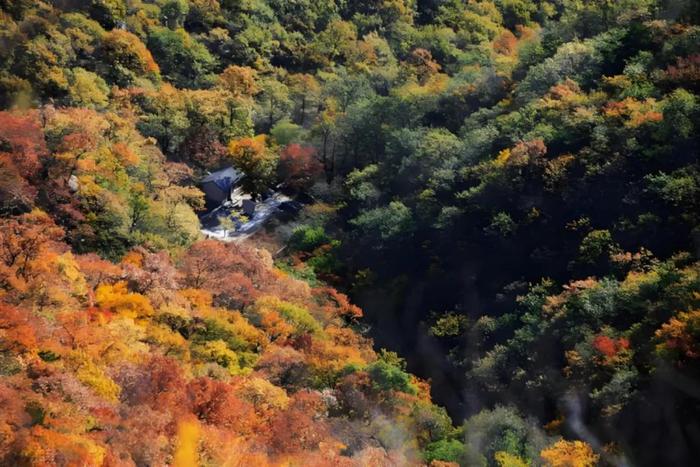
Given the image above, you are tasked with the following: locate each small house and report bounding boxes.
[199,166,244,208]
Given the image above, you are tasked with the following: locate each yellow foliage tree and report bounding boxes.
[540,440,599,467]
[19,426,107,466]
[656,309,700,361]
[219,65,259,99]
[227,135,278,198]
[67,351,121,402]
[495,451,530,467]
[192,340,248,375]
[236,377,290,415]
[95,281,154,319]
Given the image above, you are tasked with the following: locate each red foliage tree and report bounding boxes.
[122,248,178,304]
[0,211,64,283]
[334,371,372,417]
[254,345,306,388]
[0,111,46,178]
[510,139,547,166]
[75,253,122,289]
[493,29,517,55]
[278,144,322,192]
[268,390,332,454]
[187,377,258,433]
[664,54,700,86]
[177,127,227,170]
[0,303,37,352]
[407,48,441,84]
[178,240,262,308]
[0,156,36,214]
[108,405,172,465]
[592,335,617,357]
[592,334,630,359]
[314,287,363,321]
[116,356,187,409]
[0,112,45,214]
[0,383,30,460]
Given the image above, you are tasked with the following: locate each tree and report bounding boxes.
[88,0,127,28]
[11,35,71,99]
[656,310,700,363]
[187,377,258,432]
[515,40,602,103]
[366,349,416,394]
[461,406,547,466]
[349,201,414,246]
[424,439,467,465]
[540,440,599,467]
[495,0,536,30]
[160,0,190,29]
[407,48,441,84]
[218,216,235,238]
[0,111,46,179]
[268,391,332,454]
[278,144,322,191]
[344,0,415,29]
[577,229,619,265]
[0,210,64,284]
[254,78,292,133]
[118,355,187,408]
[0,156,36,215]
[314,287,363,320]
[287,73,320,126]
[148,27,218,88]
[95,281,154,319]
[250,296,322,337]
[66,68,109,109]
[0,303,37,352]
[227,135,278,198]
[270,119,306,146]
[310,19,358,66]
[558,0,655,39]
[311,100,341,183]
[99,29,160,85]
[121,248,178,299]
[236,376,290,415]
[178,240,261,307]
[177,127,228,170]
[253,344,306,387]
[0,111,45,215]
[218,65,259,100]
[74,253,121,304]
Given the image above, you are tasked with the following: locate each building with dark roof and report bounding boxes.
[199,166,244,208]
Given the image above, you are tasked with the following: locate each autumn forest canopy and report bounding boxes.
[0,0,699,466]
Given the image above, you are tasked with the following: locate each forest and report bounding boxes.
[0,0,699,466]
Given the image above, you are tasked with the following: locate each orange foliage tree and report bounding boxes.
[540,439,599,467]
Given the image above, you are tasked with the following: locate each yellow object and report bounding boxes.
[173,418,201,467]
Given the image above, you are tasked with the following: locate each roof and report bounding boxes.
[201,166,244,192]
